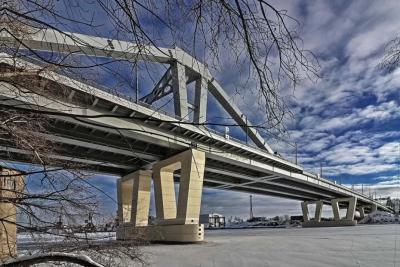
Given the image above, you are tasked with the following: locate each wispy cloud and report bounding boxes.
[199,1,400,217]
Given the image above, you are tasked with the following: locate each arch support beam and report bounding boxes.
[194,77,208,124]
[140,67,172,104]
[208,80,273,153]
[171,62,189,119]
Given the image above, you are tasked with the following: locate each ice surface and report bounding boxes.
[143,225,400,267]
[16,225,400,267]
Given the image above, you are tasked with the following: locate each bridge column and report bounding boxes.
[117,179,132,223]
[332,199,340,221]
[346,197,357,221]
[153,169,177,221]
[358,206,365,219]
[130,171,152,226]
[315,201,323,222]
[150,149,205,242]
[301,202,309,222]
[300,200,323,223]
[0,168,24,261]
[116,170,152,239]
[371,203,378,213]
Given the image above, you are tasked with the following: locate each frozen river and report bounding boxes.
[144,224,400,267]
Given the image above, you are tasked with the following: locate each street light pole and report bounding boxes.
[135,62,139,103]
[245,116,248,145]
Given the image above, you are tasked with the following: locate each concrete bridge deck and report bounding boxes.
[0,54,388,212]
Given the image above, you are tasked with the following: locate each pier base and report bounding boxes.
[117,223,204,243]
[302,220,357,228]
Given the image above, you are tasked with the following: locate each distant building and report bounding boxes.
[247,216,266,222]
[200,213,226,228]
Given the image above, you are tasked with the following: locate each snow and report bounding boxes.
[3,252,104,267]
[359,210,398,224]
[143,224,400,267]
[16,225,400,266]
[17,232,116,251]
[18,231,115,243]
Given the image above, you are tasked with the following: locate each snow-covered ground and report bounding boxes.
[144,224,400,267]
[17,232,116,253]
[16,225,400,266]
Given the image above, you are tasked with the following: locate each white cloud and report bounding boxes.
[346,182,400,199]
[200,0,400,211]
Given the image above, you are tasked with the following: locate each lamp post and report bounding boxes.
[135,62,139,103]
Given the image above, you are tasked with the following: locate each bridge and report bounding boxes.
[0,26,390,242]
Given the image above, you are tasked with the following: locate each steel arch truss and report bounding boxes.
[0,26,273,153]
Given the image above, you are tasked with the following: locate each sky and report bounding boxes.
[86,0,400,220]
[5,0,400,221]
[277,0,400,194]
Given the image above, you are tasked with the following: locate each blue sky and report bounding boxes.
[281,1,400,189]
[5,0,400,220]
[95,0,400,219]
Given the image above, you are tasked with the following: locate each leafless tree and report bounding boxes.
[0,0,317,265]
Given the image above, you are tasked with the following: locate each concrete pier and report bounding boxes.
[117,149,206,242]
[302,197,358,228]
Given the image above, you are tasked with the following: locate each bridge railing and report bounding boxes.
[301,170,388,209]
